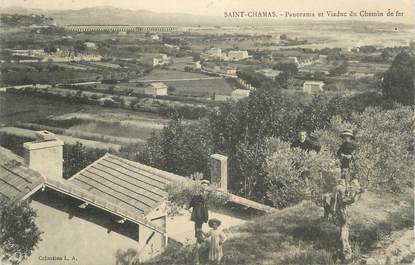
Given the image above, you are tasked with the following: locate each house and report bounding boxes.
[227,50,249,61]
[303,81,324,93]
[151,34,160,40]
[226,67,237,76]
[231,89,251,100]
[143,53,171,67]
[145,82,168,96]
[207,48,222,58]
[194,61,202,69]
[84,42,97,50]
[1,131,275,264]
[0,132,166,265]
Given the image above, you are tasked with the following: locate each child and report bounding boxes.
[204,218,227,264]
[337,129,356,183]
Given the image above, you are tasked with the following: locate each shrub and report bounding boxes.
[0,198,42,264]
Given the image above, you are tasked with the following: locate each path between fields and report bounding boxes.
[0,127,121,151]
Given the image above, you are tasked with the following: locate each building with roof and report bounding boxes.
[1,130,274,264]
[303,80,325,94]
[227,50,249,61]
[145,82,168,96]
[231,89,251,100]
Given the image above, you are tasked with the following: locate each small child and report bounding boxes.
[337,129,356,180]
[203,218,227,264]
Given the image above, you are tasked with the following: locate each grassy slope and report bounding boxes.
[144,191,413,265]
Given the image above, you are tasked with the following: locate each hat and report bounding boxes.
[340,129,354,139]
[201,180,210,185]
[208,218,221,228]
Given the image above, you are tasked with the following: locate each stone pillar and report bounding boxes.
[23,131,64,180]
[210,154,228,191]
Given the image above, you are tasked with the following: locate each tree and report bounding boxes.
[264,106,414,262]
[63,142,107,178]
[382,51,415,105]
[0,198,42,264]
[133,117,214,178]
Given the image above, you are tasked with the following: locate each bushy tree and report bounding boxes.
[63,142,107,178]
[265,106,414,262]
[0,198,42,264]
[382,51,415,105]
[137,117,214,177]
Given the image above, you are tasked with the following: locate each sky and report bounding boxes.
[1,0,414,23]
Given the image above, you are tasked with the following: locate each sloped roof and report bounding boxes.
[68,154,168,217]
[69,153,275,214]
[0,147,43,201]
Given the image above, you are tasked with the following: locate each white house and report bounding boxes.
[231,89,251,100]
[303,81,324,93]
[84,42,97,50]
[151,34,160,40]
[145,82,168,96]
[207,48,222,58]
[227,50,249,61]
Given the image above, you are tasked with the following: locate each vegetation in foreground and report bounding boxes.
[144,191,413,265]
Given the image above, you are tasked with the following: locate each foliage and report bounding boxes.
[382,51,415,105]
[0,198,42,264]
[166,178,230,216]
[264,138,338,208]
[316,106,415,192]
[123,117,214,178]
[63,142,108,178]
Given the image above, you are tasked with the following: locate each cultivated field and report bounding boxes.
[0,92,169,145]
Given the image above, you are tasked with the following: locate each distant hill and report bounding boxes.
[0,6,411,28]
[0,6,222,26]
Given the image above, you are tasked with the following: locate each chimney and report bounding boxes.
[210,154,228,191]
[23,131,64,180]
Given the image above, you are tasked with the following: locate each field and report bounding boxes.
[0,92,169,146]
[141,69,215,81]
[0,69,102,85]
[165,79,235,97]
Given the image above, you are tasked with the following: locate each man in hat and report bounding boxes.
[337,129,357,184]
[188,180,210,243]
[291,130,321,153]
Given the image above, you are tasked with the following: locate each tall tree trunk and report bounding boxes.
[339,214,352,262]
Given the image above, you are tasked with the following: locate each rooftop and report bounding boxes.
[0,147,43,201]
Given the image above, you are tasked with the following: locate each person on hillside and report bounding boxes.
[337,129,357,185]
[291,130,321,153]
[291,130,320,187]
[188,180,210,244]
[203,218,227,265]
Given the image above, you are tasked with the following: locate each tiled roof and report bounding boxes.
[0,147,43,201]
[72,154,275,213]
[68,154,168,217]
[44,178,164,233]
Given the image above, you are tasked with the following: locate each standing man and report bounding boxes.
[337,129,356,185]
[291,130,321,153]
[189,180,210,244]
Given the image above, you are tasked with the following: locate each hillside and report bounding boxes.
[0,6,221,26]
[0,6,413,28]
[144,191,414,265]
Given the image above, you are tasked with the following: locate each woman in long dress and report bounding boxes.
[204,218,227,264]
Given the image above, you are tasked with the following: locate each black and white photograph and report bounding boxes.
[0,0,414,264]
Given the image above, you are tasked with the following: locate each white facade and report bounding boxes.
[208,48,222,58]
[303,81,324,93]
[231,89,251,100]
[145,82,168,96]
[227,50,249,61]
